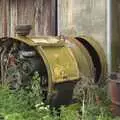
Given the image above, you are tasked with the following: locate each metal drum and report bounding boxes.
[0,25,107,106]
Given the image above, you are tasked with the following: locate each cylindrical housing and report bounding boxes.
[0,35,107,105]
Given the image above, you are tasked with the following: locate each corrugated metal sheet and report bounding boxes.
[0,0,56,37]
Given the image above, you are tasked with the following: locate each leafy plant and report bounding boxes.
[0,72,120,120]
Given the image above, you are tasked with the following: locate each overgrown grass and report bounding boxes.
[0,86,80,120]
[0,73,120,120]
[0,86,119,120]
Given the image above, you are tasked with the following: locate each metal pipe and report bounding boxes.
[107,0,112,73]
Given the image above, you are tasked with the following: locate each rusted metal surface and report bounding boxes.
[75,36,107,83]
[0,35,107,106]
[109,73,120,116]
[110,104,120,116]
[0,0,56,37]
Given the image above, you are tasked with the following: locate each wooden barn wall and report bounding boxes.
[0,0,56,37]
[0,0,3,37]
[0,0,10,37]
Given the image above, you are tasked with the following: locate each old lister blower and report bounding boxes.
[0,25,107,107]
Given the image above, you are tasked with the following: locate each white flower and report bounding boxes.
[43,115,49,119]
[39,106,45,110]
[40,102,44,105]
[44,107,48,110]
[35,103,41,108]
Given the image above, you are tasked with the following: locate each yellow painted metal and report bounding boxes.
[3,34,107,102]
[66,37,94,79]
[13,36,65,47]
[13,35,80,83]
[11,35,107,83]
[78,35,107,82]
[9,35,107,94]
[42,46,80,83]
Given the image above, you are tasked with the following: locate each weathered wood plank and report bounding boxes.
[0,0,56,37]
[10,0,18,36]
[0,0,3,37]
[17,0,35,35]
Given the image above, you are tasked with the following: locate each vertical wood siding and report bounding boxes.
[0,0,4,37]
[0,0,56,37]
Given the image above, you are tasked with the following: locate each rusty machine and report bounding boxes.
[0,25,107,107]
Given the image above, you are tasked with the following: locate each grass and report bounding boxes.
[0,86,119,120]
[0,73,120,120]
[0,86,80,120]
